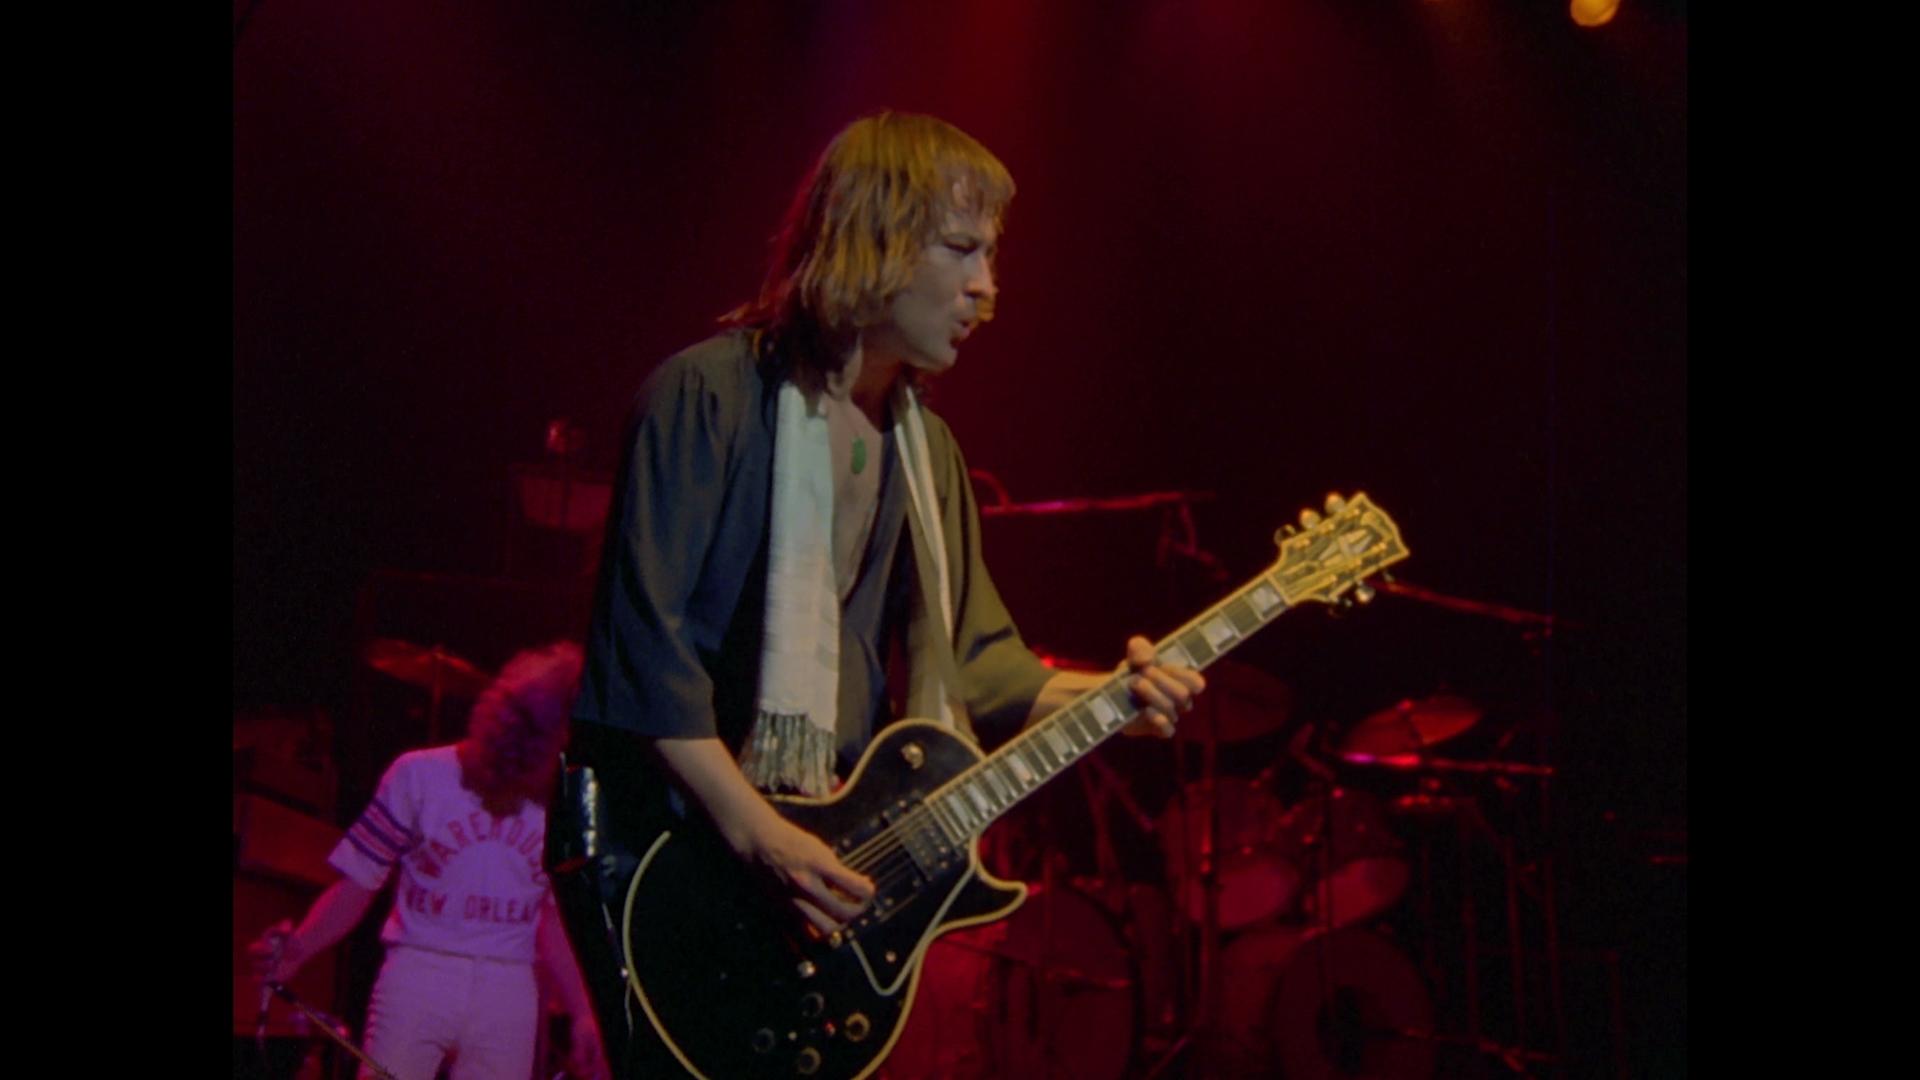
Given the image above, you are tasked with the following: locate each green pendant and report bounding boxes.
[851,436,867,476]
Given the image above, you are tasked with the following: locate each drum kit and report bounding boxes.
[889,654,1561,1079]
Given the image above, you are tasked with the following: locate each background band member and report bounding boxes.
[252,642,608,1080]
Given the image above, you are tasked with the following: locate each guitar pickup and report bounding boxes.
[900,829,952,879]
[878,802,954,882]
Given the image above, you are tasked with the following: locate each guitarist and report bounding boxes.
[550,111,1205,1079]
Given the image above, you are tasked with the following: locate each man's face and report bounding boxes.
[868,208,999,375]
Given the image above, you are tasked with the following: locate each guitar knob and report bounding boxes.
[752,1029,777,1055]
[1299,509,1322,529]
[796,1046,823,1075]
[1354,583,1376,604]
[1325,493,1347,513]
[799,992,825,1019]
[844,1013,872,1042]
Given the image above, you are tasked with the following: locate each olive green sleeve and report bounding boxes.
[924,414,1055,742]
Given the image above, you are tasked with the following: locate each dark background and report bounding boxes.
[234,0,1684,1073]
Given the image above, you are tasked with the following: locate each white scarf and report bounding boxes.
[737,379,958,796]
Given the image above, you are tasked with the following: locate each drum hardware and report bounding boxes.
[1372,576,1578,1065]
[1136,677,1241,1080]
[1335,738,1565,1074]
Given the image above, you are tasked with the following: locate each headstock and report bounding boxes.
[1269,492,1408,607]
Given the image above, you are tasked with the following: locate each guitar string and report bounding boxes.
[833,742,1025,874]
[839,727,1083,881]
[831,553,1371,904]
[836,574,1308,875]
[832,600,1233,876]
[836,702,1130,879]
[836,653,1199,881]
[838,733,1054,876]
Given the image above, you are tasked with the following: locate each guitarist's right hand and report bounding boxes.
[734,812,876,934]
[654,736,876,934]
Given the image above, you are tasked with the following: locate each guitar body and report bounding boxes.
[622,721,1025,1080]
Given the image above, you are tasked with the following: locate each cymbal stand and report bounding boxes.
[1468,770,1565,1076]
[1377,578,1573,1073]
[1301,725,1342,1026]
[1036,852,1065,1078]
[1137,491,1233,1079]
[1076,759,1128,894]
[1397,764,1561,1075]
[1138,691,1227,1080]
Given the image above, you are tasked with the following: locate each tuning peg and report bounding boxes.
[1299,509,1323,529]
[1325,493,1347,514]
[1354,583,1376,604]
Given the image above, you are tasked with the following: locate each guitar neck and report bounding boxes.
[915,490,1406,848]
[920,564,1293,845]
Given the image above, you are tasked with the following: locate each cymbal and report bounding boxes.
[363,639,491,697]
[1340,694,1481,756]
[1337,752,1555,778]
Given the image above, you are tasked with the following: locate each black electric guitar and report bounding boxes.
[619,493,1407,1080]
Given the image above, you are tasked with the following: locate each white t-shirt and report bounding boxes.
[329,745,551,963]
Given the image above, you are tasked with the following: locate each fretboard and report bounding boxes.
[919,565,1295,846]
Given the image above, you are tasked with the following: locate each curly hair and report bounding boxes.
[458,641,583,810]
[725,111,1015,378]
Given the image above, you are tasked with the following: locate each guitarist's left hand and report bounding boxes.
[1029,636,1206,736]
[1118,634,1207,738]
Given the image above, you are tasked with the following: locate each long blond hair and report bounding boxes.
[458,641,582,813]
[726,111,1015,377]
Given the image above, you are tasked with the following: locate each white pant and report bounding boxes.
[360,944,538,1080]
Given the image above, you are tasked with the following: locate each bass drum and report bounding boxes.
[883,883,1137,1080]
[1204,926,1436,1080]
